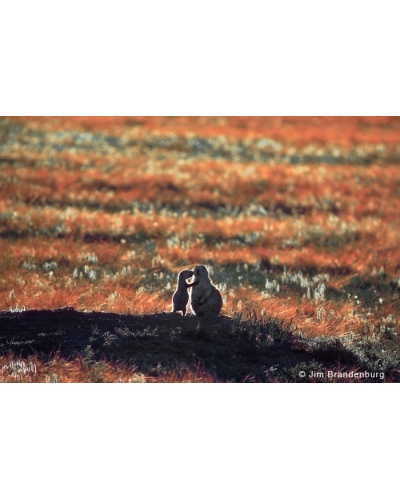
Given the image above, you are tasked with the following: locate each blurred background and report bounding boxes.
[1,116,399,340]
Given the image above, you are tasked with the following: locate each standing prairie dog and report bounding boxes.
[190,265,223,318]
[172,269,195,316]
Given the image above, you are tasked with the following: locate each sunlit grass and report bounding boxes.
[1,116,400,382]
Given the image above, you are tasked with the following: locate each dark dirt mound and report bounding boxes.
[0,308,239,359]
[0,308,396,381]
[0,308,305,381]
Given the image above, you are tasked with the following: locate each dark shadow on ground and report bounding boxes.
[1,308,398,382]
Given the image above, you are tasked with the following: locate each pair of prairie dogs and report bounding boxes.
[172,265,223,318]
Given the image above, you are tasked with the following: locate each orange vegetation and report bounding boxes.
[1,116,400,381]
[12,116,400,145]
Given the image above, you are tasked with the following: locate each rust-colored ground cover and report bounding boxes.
[1,117,399,382]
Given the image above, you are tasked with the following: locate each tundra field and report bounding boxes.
[0,116,400,382]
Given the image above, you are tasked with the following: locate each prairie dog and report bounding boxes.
[190,265,223,318]
[172,269,195,316]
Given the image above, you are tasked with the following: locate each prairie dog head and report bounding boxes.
[192,265,210,283]
[177,269,194,283]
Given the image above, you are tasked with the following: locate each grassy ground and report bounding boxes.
[1,116,399,382]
